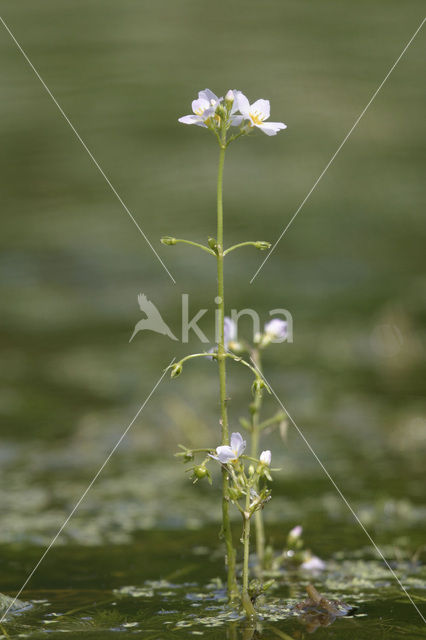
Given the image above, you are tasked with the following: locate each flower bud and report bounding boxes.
[215,104,227,120]
[225,90,234,108]
[289,525,303,540]
[170,363,183,378]
[161,236,177,246]
[254,241,271,251]
[260,450,271,465]
[251,378,265,396]
[208,237,219,253]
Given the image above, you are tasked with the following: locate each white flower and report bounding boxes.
[210,432,246,463]
[236,92,286,136]
[178,88,222,128]
[224,316,237,346]
[264,318,288,341]
[208,316,237,360]
[227,89,244,127]
[260,450,271,465]
[301,555,325,571]
[288,525,303,539]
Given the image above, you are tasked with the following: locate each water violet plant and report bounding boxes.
[164,88,287,617]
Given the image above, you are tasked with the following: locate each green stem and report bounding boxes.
[216,143,238,601]
[223,241,262,256]
[250,349,266,573]
[173,239,216,255]
[241,492,256,618]
[242,493,251,594]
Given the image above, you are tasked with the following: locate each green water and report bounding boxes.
[0,0,425,637]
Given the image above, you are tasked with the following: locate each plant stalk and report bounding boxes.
[216,143,238,600]
[241,490,256,618]
[250,348,265,572]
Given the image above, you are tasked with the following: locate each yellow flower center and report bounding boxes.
[250,111,264,126]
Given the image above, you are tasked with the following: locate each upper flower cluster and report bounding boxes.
[179,88,287,138]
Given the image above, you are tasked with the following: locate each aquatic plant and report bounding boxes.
[166,88,287,616]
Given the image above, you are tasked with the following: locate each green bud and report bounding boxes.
[254,241,271,250]
[208,237,218,252]
[161,236,177,246]
[170,363,183,378]
[193,464,208,479]
[215,104,227,120]
[251,378,265,396]
[228,487,242,502]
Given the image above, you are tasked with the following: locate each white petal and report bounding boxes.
[251,99,270,120]
[224,317,237,345]
[256,122,287,136]
[230,115,243,126]
[265,318,287,339]
[199,88,220,104]
[178,114,206,127]
[301,555,326,571]
[235,91,250,117]
[192,98,210,115]
[207,346,217,361]
[260,450,271,465]
[230,90,240,114]
[230,432,246,457]
[214,445,236,463]
[289,525,303,539]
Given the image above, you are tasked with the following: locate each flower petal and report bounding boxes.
[230,432,246,457]
[192,98,210,115]
[251,99,270,120]
[265,318,288,339]
[230,115,243,127]
[256,121,287,136]
[235,91,250,117]
[260,450,271,465]
[199,88,221,105]
[178,114,207,127]
[224,317,237,345]
[214,445,236,463]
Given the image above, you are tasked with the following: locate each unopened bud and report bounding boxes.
[208,237,218,252]
[254,241,271,251]
[228,487,241,502]
[225,90,234,107]
[251,378,265,396]
[170,363,183,378]
[215,104,227,120]
[161,236,177,246]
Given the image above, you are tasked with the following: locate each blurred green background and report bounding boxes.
[0,0,425,549]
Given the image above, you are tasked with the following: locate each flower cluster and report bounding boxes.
[179,88,287,137]
[209,431,271,468]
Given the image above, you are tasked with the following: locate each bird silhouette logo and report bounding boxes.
[129,293,178,342]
